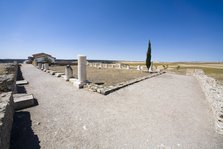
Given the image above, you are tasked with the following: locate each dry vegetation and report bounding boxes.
[0,64,6,75]
[49,65,149,86]
[121,61,223,81]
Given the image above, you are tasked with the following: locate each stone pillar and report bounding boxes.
[65,65,73,81]
[44,63,49,70]
[117,63,121,69]
[126,65,130,69]
[98,63,102,69]
[137,65,141,71]
[38,63,41,69]
[149,62,153,72]
[33,60,37,66]
[41,63,44,70]
[105,64,108,68]
[74,55,87,88]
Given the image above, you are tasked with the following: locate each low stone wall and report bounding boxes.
[0,63,18,148]
[0,92,14,149]
[192,69,223,134]
[0,63,18,93]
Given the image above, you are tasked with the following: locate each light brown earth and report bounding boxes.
[11,64,223,149]
[49,65,149,86]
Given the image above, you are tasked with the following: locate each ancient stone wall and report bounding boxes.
[0,63,18,148]
[193,69,223,134]
[0,92,14,149]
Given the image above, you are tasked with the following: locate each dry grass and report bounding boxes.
[162,63,223,81]
[0,64,6,75]
[49,65,149,86]
[119,62,223,81]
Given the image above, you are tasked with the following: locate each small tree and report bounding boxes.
[146,40,152,70]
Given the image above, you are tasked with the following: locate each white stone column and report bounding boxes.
[38,63,41,69]
[33,60,37,66]
[137,65,141,71]
[65,65,73,81]
[74,55,87,88]
[117,63,121,69]
[78,55,86,82]
[44,63,49,70]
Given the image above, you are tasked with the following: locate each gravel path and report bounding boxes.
[11,64,223,149]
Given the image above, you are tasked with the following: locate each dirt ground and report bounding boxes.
[49,65,149,86]
[10,64,223,149]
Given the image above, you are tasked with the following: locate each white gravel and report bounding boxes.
[13,64,223,149]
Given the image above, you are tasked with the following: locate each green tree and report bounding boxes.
[146,40,152,70]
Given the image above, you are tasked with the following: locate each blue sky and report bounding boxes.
[0,0,223,61]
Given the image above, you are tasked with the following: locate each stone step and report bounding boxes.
[16,80,28,85]
[13,94,35,110]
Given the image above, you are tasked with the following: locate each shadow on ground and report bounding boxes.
[10,111,40,149]
[16,65,27,93]
[16,65,24,81]
[16,85,27,93]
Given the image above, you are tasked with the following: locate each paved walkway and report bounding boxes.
[11,64,223,149]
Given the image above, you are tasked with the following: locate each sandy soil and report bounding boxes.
[10,64,223,149]
[49,65,149,86]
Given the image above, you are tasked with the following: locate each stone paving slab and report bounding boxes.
[16,80,28,85]
[13,94,35,110]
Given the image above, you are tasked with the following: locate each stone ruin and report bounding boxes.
[0,63,17,149]
[192,69,223,134]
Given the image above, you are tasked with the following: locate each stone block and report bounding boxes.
[0,92,14,149]
[65,65,73,81]
[16,80,28,85]
[49,70,56,75]
[55,73,65,77]
[13,94,35,110]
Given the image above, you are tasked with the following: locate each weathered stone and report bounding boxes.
[0,92,14,149]
[44,63,49,70]
[193,69,223,134]
[65,65,73,81]
[13,94,35,110]
[137,65,141,71]
[0,74,15,93]
[55,73,64,77]
[16,80,28,85]
[49,70,56,75]
[73,55,87,88]
[37,63,42,69]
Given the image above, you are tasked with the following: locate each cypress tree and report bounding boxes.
[146,40,152,70]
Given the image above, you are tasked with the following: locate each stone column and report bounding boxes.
[65,65,73,81]
[117,63,121,69]
[33,60,37,66]
[74,55,87,88]
[137,65,141,71]
[44,63,49,70]
[149,62,153,72]
[38,63,41,69]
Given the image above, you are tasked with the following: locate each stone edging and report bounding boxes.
[86,71,166,95]
[36,64,165,95]
[0,92,14,149]
[192,69,223,134]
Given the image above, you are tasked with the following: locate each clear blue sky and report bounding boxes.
[0,0,223,61]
